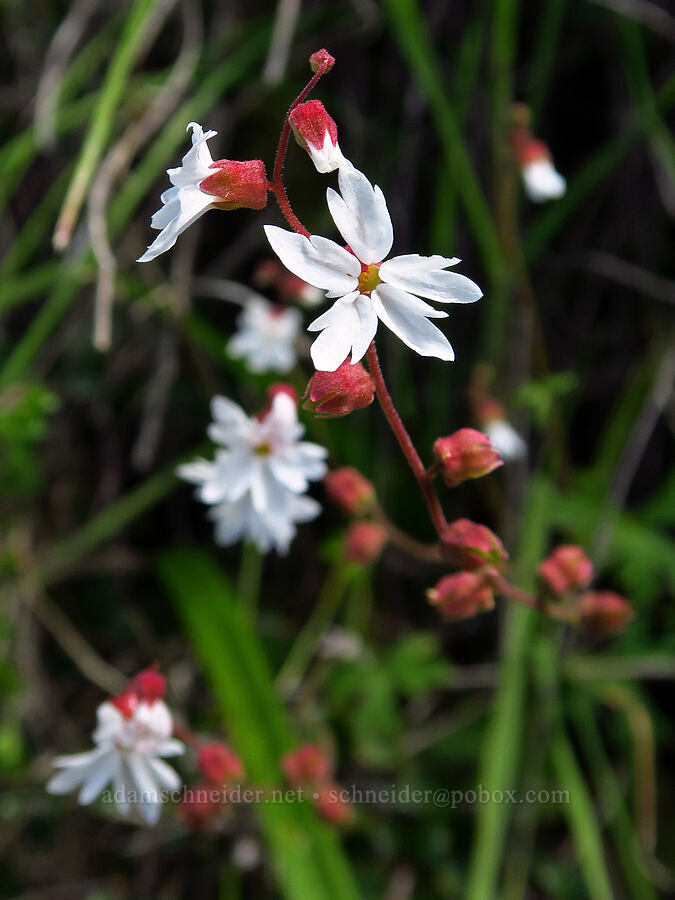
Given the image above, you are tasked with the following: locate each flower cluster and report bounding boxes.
[178,388,327,554]
[282,744,353,825]
[47,669,184,825]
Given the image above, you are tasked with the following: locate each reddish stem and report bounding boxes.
[366,342,448,537]
[269,59,333,236]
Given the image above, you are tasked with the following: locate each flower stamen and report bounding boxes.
[357,263,381,295]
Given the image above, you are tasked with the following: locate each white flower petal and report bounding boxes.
[264,225,359,295]
[309,299,361,372]
[126,751,160,802]
[349,294,379,363]
[78,749,117,805]
[138,186,213,262]
[380,255,482,303]
[307,291,360,332]
[307,134,347,173]
[522,159,566,202]
[327,164,393,264]
[148,756,181,791]
[372,285,454,361]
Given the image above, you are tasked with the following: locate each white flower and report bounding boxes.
[522,159,566,203]
[137,123,267,263]
[47,699,184,825]
[138,123,219,262]
[484,419,527,462]
[264,163,483,372]
[178,392,328,554]
[227,297,301,373]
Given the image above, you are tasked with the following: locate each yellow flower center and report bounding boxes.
[357,263,381,294]
[254,442,272,456]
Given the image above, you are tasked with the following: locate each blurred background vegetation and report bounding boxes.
[1,0,674,897]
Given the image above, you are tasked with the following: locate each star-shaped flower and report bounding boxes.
[47,696,184,825]
[227,296,301,374]
[178,391,327,554]
[264,163,483,371]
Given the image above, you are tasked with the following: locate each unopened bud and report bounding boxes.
[268,382,299,406]
[199,159,268,210]
[324,467,375,516]
[433,428,502,487]
[309,49,335,74]
[129,667,166,705]
[427,571,495,619]
[282,743,331,786]
[538,545,593,596]
[315,783,354,824]
[110,690,139,719]
[197,742,244,784]
[510,132,566,203]
[304,359,374,417]
[344,521,386,565]
[289,100,345,173]
[180,784,223,828]
[579,591,634,634]
[440,518,508,571]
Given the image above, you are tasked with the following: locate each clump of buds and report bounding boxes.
[324,467,375,516]
[129,667,166,705]
[579,591,634,634]
[180,784,224,829]
[303,360,375,417]
[289,100,345,173]
[282,743,331,787]
[197,742,244,784]
[432,428,502,487]
[538,545,593,596]
[315,783,354,825]
[253,259,321,306]
[440,518,508,571]
[427,571,495,619]
[200,159,268,210]
[344,520,387,565]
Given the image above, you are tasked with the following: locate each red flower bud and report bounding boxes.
[344,521,387,565]
[110,690,139,719]
[304,360,375,418]
[579,591,634,634]
[324,467,375,516]
[267,382,299,407]
[315,783,354,825]
[199,159,268,210]
[309,49,335,73]
[180,784,223,828]
[433,428,502,487]
[538,545,593,596]
[129,667,166,705]
[440,518,508,571]
[427,571,495,619]
[282,743,331,786]
[197,742,244,784]
[288,100,344,173]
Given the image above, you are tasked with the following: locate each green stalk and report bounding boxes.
[53,0,165,250]
[465,476,553,899]
[157,548,360,900]
[382,0,504,282]
[527,0,567,122]
[550,733,614,899]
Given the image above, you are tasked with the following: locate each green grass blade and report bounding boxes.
[550,732,614,899]
[465,476,553,899]
[53,0,165,251]
[156,547,361,900]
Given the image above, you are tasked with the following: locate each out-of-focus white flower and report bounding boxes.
[138,123,267,263]
[288,100,346,173]
[178,392,327,554]
[47,697,183,825]
[265,163,482,372]
[483,419,527,462]
[319,626,363,661]
[522,157,566,203]
[227,298,301,373]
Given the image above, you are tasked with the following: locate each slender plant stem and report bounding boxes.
[366,342,447,536]
[269,54,333,236]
